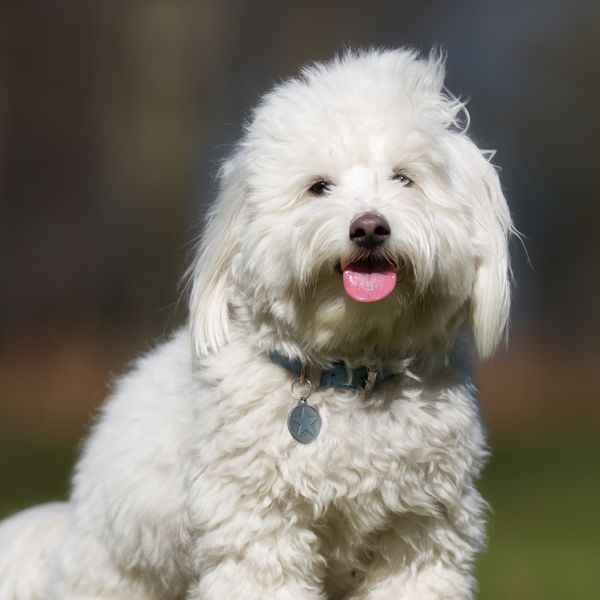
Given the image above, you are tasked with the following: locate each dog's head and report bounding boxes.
[190,49,512,362]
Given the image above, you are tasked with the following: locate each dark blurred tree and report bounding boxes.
[0,1,226,339]
[509,3,600,344]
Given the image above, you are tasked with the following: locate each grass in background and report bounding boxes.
[1,434,598,599]
[477,435,600,600]
[0,437,78,519]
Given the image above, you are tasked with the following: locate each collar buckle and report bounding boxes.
[363,367,378,397]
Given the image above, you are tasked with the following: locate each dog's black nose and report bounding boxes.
[349,212,391,248]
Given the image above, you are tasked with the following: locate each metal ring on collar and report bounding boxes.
[291,377,313,401]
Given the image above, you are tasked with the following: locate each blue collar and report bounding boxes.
[268,350,397,394]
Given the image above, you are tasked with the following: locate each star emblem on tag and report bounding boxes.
[287,403,321,444]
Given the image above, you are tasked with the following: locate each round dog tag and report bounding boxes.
[287,402,321,444]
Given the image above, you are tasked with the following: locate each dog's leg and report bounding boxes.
[187,559,327,600]
[351,559,475,600]
[186,503,327,600]
[44,531,168,600]
[188,561,325,600]
[348,499,484,600]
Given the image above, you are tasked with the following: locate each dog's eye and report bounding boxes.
[308,179,332,196]
[392,172,413,187]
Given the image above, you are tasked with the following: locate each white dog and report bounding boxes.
[0,48,511,600]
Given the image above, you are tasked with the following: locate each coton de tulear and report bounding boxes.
[0,48,512,600]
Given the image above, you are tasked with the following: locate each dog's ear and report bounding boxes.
[448,135,512,359]
[188,153,247,356]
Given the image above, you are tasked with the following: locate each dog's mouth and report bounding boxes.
[336,255,404,303]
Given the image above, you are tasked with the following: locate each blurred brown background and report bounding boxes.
[1,1,599,598]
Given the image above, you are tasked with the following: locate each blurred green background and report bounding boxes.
[1,1,599,598]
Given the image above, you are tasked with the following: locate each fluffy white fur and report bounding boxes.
[0,49,512,599]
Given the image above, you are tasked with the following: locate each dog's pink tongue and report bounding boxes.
[342,261,397,302]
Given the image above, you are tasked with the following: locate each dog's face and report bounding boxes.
[190,50,512,362]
